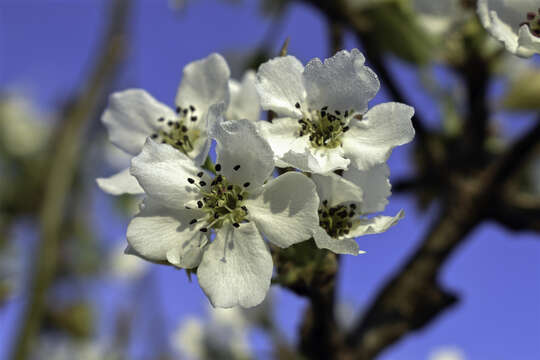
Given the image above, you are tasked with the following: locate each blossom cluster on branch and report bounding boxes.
[97,49,415,308]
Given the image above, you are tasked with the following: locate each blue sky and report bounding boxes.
[1,1,539,359]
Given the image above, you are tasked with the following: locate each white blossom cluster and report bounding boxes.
[97,49,415,308]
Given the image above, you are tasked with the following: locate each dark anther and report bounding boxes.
[200,228,208,232]
[299,131,304,137]
[322,212,328,218]
[176,106,181,113]
[175,141,183,146]
[227,185,233,191]
[322,106,328,111]
[321,111,326,117]
[197,200,203,208]
[185,206,191,209]
[295,102,300,109]
[190,116,197,122]
[241,206,248,211]
[174,123,180,129]
[335,110,341,115]
[161,140,166,144]
[216,175,223,182]
[344,110,349,117]
[183,135,189,141]
[211,180,216,186]
[183,109,188,115]
[243,182,250,187]
[215,163,221,171]
[237,194,243,200]
[328,125,334,132]
[350,203,356,209]
[151,134,158,139]
[214,213,220,219]
[199,181,206,186]
[197,172,204,178]
[343,126,350,132]
[322,200,328,206]
[189,219,197,224]
[181,125,188,132]
[233,223,240,228]
[233,165,240,171]
[188,178,195,184]
[167,121,173,126]
[189,105,195,112]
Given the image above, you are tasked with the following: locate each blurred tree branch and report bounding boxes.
[10,1,131,359]
[288,1,540,359]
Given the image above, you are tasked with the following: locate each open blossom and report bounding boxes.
[255,48,415,174]
[96,53,231,195]
[311,164,403,255]
[126,105,319,307]
[478,0,540,57]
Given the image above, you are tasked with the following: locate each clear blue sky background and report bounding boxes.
[0,0,539,359]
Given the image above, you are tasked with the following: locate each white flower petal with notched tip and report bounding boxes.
[130,140,202,210]
[209,105,274,189]
[96,168,144,195]
[126,198,207,268]
[343,163,390,213]
[304,49,380,115]
[255,56,306,118]
[311,172,363,208]
[175,53,231,115]
[244,171,319,248]
[478,0,540,57]
[102,89,176,155]
[348,210,404,238]
[227,70,261,122]
[258,117,308,158]
[313,227,361,256]
[197,222,273,308]
[342,102,415,171]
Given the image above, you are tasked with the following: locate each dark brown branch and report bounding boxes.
[488,191,540,233]
[10,1,130,359]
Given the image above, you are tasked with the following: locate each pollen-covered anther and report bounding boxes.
[152,104,201,153]
[189,172,250,231]
[318,200,357,238]
[297,104,355,149]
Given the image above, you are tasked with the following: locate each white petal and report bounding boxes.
[102,89,176,155]
[175,53,231,117]
[244,172,319,248]
[255,55,306,118]
[349,210,405,238]
[197,222,272,308]
[208,105,274,189]
[343,163,391,214]
[311,172,363,208]
[130,139,202,210]
[299,146,350,174]
[227,70,261,122]
[517,24,540,57]
[126,198,207,268]
[257,117,304,157]
[342,102,415,171]
[303,49,380,114]
[313,227,360,256]
[96,168,144,195]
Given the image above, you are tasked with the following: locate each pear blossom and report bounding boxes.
[127,105,319,307]
[255,49,415,174]
[171,306,252,360]
[311,164,403,255]
[96,53,231,195]
[478,0,540,57]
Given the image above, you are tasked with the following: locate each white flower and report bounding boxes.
[478,0,540,57]
[127,105,319,308]
[428,346,466,360]
[311,164,403,255]
[227,70,261,123]
[97,53,231,195]
[108,241,148,280]
[255,49,415,174]
[171,306,252,360]
[412,0,466,37]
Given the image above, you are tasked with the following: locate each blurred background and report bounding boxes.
[0,0,539,359]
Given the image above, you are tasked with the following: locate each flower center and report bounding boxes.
[295,103,354,149]
[186,164,250,231]
[318,200,357,238]
[151,105,201,154]
[520,9,540,37]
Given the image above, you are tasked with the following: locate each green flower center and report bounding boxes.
[521,9,540,37]
[318,200,357,238]
[295,103,355,149]
[151,105,201,154]
[186,164,250,231]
